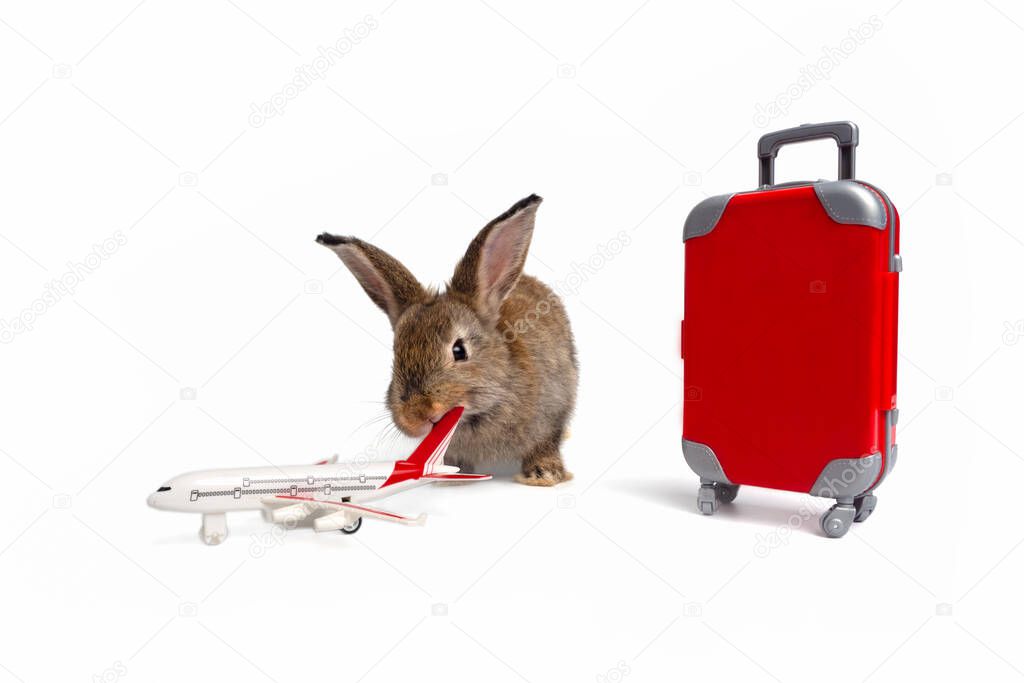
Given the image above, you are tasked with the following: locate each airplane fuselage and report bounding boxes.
[147,461,458,514]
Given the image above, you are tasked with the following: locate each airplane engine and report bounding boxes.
[313,511,355,532]
[271,503,316,525]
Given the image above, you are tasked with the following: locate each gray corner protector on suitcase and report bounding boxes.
[811,452,883,499]
[855,180,902,273]
[864,409,898,494]
[813,181,886,229]
[683,193,735,241]
[682,438,732,484]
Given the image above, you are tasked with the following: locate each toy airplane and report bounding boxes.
[147,406,489,545]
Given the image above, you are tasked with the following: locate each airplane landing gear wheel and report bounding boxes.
[340,517,362,534]
[200,512,228,545]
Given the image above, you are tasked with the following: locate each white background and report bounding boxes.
[0,1,1020,681]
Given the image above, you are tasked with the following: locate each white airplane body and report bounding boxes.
[147,407,488,544]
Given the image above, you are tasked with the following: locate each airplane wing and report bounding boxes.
[420,473,492,481]
[313,454,339,465]
[267,494,425,528]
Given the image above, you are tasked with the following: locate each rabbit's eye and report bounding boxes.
[452,339,468,362]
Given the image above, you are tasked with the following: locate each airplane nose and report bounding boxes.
[147,493,159,508]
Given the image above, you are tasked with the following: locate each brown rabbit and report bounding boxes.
[317,194,577,485]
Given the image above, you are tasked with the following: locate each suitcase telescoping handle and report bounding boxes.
[757,121,859,186]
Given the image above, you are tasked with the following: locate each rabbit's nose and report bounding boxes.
[426,403,446,424]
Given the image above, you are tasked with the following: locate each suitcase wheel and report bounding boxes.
[717,484,739,504]
[697,481,739,515]
[820,502,857,538]
[698,484,718,515]
[853,494,878,523]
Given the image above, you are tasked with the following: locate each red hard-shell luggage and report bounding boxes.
[681,122,900,537]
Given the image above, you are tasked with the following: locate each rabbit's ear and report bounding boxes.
[451,194,541,318]
[317,234,426,326]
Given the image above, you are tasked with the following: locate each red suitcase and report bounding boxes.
[681,122,900,537]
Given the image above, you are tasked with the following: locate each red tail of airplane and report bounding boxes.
[404,406,463,473]
[381,407,466,488]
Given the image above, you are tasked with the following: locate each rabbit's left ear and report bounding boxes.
[451,194,541,319]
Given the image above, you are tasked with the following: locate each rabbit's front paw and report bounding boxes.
[515,451,572,487]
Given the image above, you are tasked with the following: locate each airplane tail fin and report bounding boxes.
[404,406,464,474]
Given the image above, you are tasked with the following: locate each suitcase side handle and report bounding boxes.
[757,121,859,186]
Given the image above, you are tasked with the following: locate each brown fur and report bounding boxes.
[317,195,577,485]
